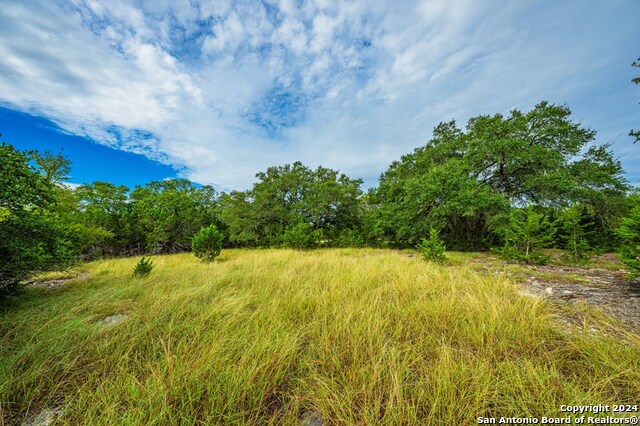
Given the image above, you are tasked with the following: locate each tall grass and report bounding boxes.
[1,249,639,425]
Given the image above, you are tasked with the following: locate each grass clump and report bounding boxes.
[132,256,154,278]
[1,249,639,424]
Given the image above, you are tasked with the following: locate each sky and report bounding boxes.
[0,0,638,191]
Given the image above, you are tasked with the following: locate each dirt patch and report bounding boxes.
[99,313,129,327]
[27,271,89,290]
[469,254,640,334]
[21,407,64,426]
[300,409,324,426]
[520,266,640,332]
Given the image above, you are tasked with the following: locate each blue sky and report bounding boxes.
[0,0,638,190]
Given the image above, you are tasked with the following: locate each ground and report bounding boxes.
[465,252,640,335]
[2,249,639,425]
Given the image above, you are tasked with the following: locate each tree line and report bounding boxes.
[2,101,639,294]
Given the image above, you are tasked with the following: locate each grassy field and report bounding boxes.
[1,249,639,425]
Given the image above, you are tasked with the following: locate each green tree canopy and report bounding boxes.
[220,162,363,247]
[371,102,628,249]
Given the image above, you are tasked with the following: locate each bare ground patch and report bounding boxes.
[471,254,640,334]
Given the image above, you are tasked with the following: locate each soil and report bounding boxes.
[474,255,640,334]
[26,272,88,290]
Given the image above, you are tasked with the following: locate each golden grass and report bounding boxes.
[1,249,639,425]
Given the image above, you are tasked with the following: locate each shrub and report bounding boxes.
[493,207,553,265]
[192,224,223,261]
[133,257,154,278]
[556,206,594,266]
[416,228,446,262]
[617,205,640,277]
[334,228,365,248]
[283,222,317,250]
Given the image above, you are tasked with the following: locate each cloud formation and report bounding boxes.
[1,0,638,189]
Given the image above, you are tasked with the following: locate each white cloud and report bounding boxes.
[0,0,638,190]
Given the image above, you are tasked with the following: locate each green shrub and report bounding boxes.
[192,224,223,261]
[493,207,553,265]
[133,257,154,278]
[416,228,446,262]
[556,206,594,265]
[283,223,318,250]
[617,205,640,277]
[334,228,365,248]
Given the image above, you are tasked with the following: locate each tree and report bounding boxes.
[34,150,72,185]
[416,228,446,262]
[0,141,80,295]
[631,57,639,143]
[131,179,220,253]
[371,102,628,249]
[556,205,594,265]
[74,182,130,255]
[617,196,640,277]
[493,207,555,264]
[219,162,363,247]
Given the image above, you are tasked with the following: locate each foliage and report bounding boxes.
[556,206,595,265]
[283,222,318,250]
[493,207,554,265]
[132,257,154,278]
[131,179,220,254]
[334,228,365,248]
[371,102,628,249]
[192,225,224,261]
[34,150,72,185]
[416,228,446,262]
[220,162,362,247]
[617,200,640,276]
[0,141,80,295]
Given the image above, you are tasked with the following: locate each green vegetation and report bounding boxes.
[219,161,363,248]
[191,225,224,262]
[493,207,554,265]
[1,250,639,424]
[3,101,640,293]
[3,100,640,295]
[0,142,88,295]
[283,222,318,250]
[416,228,446,262]
[132,257,154,278]
[617,199,640,276]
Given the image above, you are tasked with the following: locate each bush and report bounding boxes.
[493,207,553,265]
[192,224,223,261]
[334,228,365,248]
[617,205,640,277]
[416,228,446,262]
[133,257,154,278]
[556,206,594,265]
[283,223,318,250]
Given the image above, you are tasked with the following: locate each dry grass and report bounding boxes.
[1,249,639,425]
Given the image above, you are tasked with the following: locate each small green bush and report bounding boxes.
[416,228,446,262]
[283,223,318,250]
[133,257,154,278]
[493,207,553,265]
[617,205,640,277]
[192,225,223,261]
[557,206,594,266]
[334,228,365,248]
